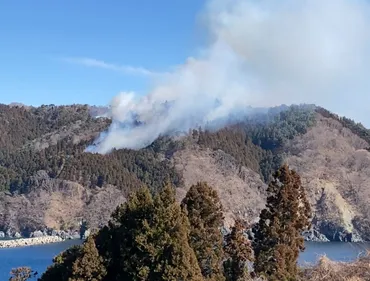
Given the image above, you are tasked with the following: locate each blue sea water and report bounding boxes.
[0,241,369,280]
[0,240,82,281]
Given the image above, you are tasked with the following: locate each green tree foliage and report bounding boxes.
[197,126,263,174]
[104,185,204,281]
[194,105,316,182]
[38,173,314,281]
[316,106,370,146]
[100,186,156,280]
[40,185,204,281]
[181,182,225,281]
[0,141,181,194]
[69,236,107,281]
[252,164,311,281]
[9,267,33,281]
[223,219,253,281]
[246,105,316,151]
[0,104,97,152]
[0,104,315,194]
[245,105,316,181]
[0,104,181,194]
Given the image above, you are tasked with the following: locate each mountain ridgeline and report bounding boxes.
[0,103,370,242]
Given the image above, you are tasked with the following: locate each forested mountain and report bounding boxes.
[0,104,180,194]
[0,103,370,242]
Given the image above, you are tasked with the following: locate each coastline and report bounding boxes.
[0,227,90,248]
[0,236,67,248]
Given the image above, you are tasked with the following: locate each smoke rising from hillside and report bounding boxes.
[92,0,370,153]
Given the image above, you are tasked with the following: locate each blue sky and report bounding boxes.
[0,0,205,106]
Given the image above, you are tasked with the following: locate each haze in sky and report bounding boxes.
[1,0,370,134]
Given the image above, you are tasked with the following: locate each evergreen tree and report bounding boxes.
[40,185,204,281]
[102,186,156,280]
[223,219,253,281]
[181,182,225,281]
[252,164,311,281]
[150,185,204,281]
[102,185,204,281]
[69,236,107,281]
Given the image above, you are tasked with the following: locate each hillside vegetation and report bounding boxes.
[11,169,370,281]
[0,104,181,195]
[1,103,370,242]
[35,167,312,281]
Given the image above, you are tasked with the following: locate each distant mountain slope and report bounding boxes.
[0,104,181,195]
[173,147,267,228]
[0,104,181,234]
[0,103,370,242]
[285,113,370,241]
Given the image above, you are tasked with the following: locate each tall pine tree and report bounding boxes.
[252,164,311,281]
[181,182,225,281]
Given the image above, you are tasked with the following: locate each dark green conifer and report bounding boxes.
[181,182,225,281]
[252,164,311,281]
[41,185,204,281]
[104,185,204,281]
[70,235,107,281]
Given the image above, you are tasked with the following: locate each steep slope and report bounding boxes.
[0,170,126,236]
[1,103,370,242]
[285,113,370,241]
[171,107,370,241]
[0,104,180,236]
[173,147,266,227]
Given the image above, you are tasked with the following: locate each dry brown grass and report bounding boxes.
[299,252,370,281]
[243,253,370,281]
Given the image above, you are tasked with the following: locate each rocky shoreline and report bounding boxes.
[302,227,366,243]
[0,236,65,248]
[0,228,90,248]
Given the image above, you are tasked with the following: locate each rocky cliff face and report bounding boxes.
[172,112,370,242]
[0,171,126,237]
[285,113,370,241]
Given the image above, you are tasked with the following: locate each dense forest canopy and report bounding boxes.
[0,104,181,194]
[1,103,368,195]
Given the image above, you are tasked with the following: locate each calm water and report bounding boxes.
[0,241,369,280]
[0,240,82,281]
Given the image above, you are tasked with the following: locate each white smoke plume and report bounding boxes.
[92,0,370,154]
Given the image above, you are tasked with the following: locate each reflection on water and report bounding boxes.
[0,240,369,280]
